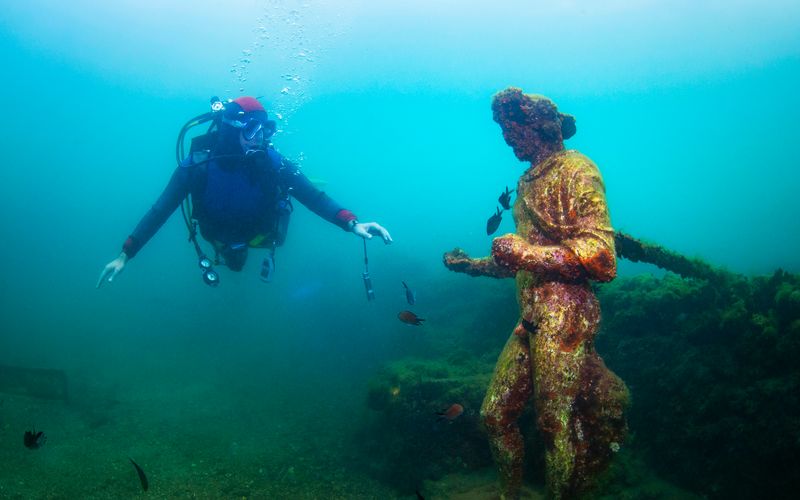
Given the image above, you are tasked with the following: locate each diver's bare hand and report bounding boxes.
[96,253,128,288]
[353,222,393,244]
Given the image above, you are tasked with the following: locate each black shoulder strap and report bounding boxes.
[185,157,208,221]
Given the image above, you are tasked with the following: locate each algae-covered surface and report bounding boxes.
[2,3,799,496]
[0,383,395,499]
[2,269,798,498]
[596,270,800,498]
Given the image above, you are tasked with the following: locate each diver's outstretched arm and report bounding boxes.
[443,248,516,279]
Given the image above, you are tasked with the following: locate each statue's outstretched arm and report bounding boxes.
[443,248,516,279]
[491,233,590,281]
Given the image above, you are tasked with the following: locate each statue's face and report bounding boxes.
[493,90,564,164]
[502,121,546,163]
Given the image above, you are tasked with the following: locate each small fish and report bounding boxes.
[402,281,416,305]
[498,186,514,210]
[436,403,464,422]
[416,489,425,500]
[398,310,425,326]
[23,428,46,449]
[486,206,503,235]
[129,457,149,491]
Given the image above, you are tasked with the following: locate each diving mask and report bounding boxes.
[223,116,277,141]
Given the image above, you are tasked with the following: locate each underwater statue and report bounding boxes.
[444,88,629,499]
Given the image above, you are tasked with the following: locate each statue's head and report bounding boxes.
[491,87,576,164]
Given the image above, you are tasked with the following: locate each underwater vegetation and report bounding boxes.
[596,268,800,499]
[360,357,495,491]
[362,267,800,498]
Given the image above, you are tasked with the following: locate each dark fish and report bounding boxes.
[398,310,425,326]
[521,318,538,334]
[416,489,425,500]
[402,281,416,305]
[486,206,503,235]
[23,428,46,449]
[128,457,149,491]
[498,186,514,210]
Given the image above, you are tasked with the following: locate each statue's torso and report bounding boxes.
[512,150,614,343]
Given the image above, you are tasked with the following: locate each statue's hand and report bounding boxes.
[443,248,474,270]
[443,247,517,279]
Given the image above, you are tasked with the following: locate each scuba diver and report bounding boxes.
[97,96,392,288]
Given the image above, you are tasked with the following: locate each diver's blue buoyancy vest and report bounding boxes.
[188,149,292,247]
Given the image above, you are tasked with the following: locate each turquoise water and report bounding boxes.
[1,1,799,498]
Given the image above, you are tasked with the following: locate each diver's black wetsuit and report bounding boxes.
[121,148,356,259]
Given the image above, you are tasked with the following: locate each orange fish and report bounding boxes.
[398,310,425,325]
[436,403,464,421]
